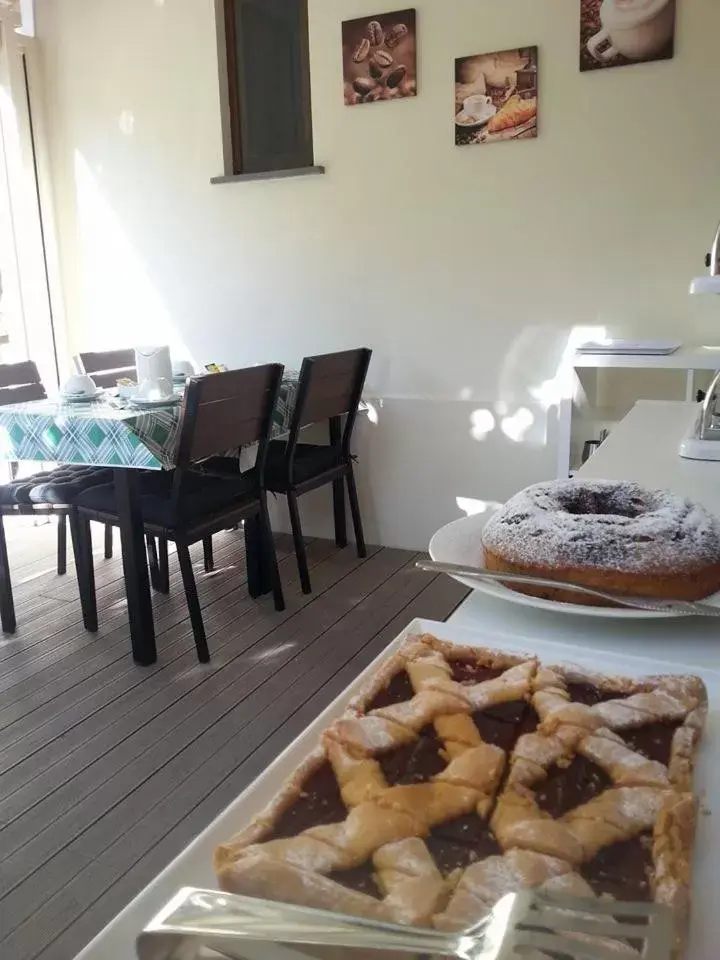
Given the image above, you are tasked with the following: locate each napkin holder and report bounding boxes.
[135,346,173,386]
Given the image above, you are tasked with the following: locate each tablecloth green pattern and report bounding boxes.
[0,373,300,470]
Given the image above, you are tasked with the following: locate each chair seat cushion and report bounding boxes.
[0,465,114,506]
[75,468,258,530]
[264,442,343,490]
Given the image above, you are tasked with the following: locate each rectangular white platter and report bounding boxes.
[75,618,719,960]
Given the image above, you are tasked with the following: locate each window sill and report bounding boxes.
[210,165,325,185]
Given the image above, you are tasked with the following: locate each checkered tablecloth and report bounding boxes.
[0,373,300,470]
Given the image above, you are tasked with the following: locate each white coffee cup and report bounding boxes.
[62,373,96,397]
[137,377,173,402]
[463,94,493,120]
[172,360,194,379]
[587,0,675,63]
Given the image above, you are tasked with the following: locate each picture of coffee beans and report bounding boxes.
[372,50,394,68]
[341,8,417,107]
[353,76,375,96]
[386,64,407,88]
[385,23,408,48]
[352,38,371,63]
[367,20,384,46]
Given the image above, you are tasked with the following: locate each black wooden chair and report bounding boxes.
[75,348,214,579]
[75,348,136,388]
[74,365,286,661]
[263,348,371,594]
[0,361,113,633]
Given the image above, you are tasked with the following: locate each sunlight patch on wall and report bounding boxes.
[470,408,495,441]
[456,496,502,516]
[364,400,380,425]
[529,325,607,411]
[118,110,135,135]
[73,151,195,363]
[500,406,534,442]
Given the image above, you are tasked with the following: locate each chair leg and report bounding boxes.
[332,478,347,548]
[177,541,209,662]
[158,537,169,594]
[287,491,311,594]
[259,496,285,612]
[202,536,214,572]
[56,514,67,575]
[0,514,16,634]
[146,535,160,591]
[346,463,367,558]
[69,509,98,632]
[104,523,113,559]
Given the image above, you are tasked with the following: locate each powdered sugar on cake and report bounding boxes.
[482,479,720,574]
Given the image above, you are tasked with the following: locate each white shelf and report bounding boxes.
[573,345,720,371]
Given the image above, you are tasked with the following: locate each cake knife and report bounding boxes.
[416,560,720,616]
[135,886,673,959]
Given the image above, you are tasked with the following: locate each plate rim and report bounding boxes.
[428,510,720,620]
[128,394,181,408]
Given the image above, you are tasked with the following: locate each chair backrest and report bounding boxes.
[175,364,284,476]
[75,349,136,388]
[0,361,46,406]
[287,348,371,456]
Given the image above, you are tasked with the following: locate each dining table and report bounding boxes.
[0,372,301,665]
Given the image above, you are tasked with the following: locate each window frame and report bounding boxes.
[219,0,316,179]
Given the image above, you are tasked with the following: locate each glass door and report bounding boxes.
[0,12,62,387]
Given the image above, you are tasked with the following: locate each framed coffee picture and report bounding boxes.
[580,0,676,72]
[342,8,417,106]
[454,47,538,147]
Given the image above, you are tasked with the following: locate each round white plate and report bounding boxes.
[128,394,181,408]
[60,388,104,403]
[454,104,496,130]
[429,507,720,619]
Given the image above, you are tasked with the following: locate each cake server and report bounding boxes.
[416,559,720,617]
[135,886,673,959]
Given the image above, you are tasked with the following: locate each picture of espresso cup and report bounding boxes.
[587,0,676,63]
[463,94,493,120]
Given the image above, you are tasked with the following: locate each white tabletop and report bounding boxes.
[578,399,720,515]
[450,399,720,671]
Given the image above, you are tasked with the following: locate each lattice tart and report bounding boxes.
[215,634,707,955]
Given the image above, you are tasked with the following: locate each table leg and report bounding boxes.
[244,513,272,597]
[244,514,261,598]
[114,468,156,665]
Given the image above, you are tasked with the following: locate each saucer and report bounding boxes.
[454,104,496,130]
[60,388,104,403]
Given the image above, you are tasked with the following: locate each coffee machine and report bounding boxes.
[678,223,720,458]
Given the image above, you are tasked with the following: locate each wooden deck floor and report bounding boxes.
[0,519,468,960]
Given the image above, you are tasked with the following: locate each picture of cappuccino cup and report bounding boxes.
[587,0,675,63]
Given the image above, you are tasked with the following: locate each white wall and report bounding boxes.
[34,0,720,549]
